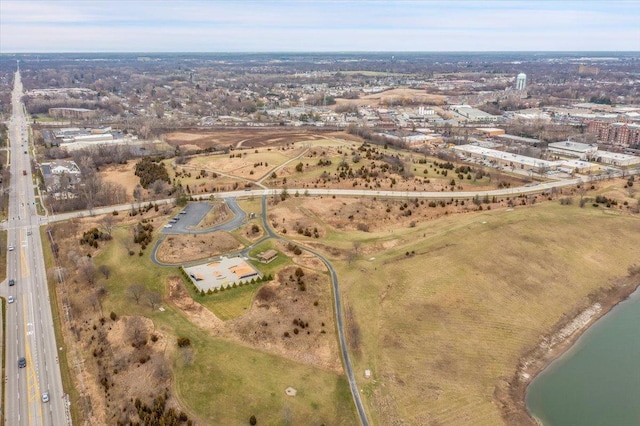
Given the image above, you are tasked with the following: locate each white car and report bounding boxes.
[163,224,172,228]
[42,392,49,403]
[8,245,14,251]
[8,296,15,304]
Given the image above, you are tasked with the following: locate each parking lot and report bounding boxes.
[160,202,213,234]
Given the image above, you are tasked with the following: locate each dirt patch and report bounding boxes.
[167,276,224,333]
[156,231,243,264]
[495,268,640,425]
[225,266,343,372]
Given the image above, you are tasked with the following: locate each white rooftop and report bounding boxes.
[452,144,559,168]
[548,141,598,153]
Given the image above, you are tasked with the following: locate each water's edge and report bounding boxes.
[493,270,640,425]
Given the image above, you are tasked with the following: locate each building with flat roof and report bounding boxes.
[595,151,640,167]
[184,256,261,292]
[450,105,500,123]
[548,141,598,160]
[496,134,540,145]
[452,144,559,172]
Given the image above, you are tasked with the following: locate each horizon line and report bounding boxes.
[2,50,639,55]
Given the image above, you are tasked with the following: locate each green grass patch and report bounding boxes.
[173,326,356,425]
[184,279,261,320]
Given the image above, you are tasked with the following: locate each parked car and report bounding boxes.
[163,224,172,228]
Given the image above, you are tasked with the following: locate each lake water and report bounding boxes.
[525,287,640,426]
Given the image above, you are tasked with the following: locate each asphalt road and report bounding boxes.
[1,70,67,425]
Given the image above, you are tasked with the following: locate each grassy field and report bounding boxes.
[315,200,640,425]
[86,225,354,424]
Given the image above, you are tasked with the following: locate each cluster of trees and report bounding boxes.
[133,221,154,251]
[128,390,191,426]
[135,158,171,189]
[79,227,112,248]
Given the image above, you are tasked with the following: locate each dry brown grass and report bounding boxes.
[278,194,640,425]
[155,232,243,264]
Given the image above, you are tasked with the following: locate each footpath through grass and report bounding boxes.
[92,225,355,424]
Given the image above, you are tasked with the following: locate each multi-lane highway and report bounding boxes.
[1,70,67,425]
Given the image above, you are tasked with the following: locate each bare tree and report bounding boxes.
[98,264,111,279]
[77,257,96,286]
[146,290,162,311]
[152,353,171,382]
[133,184,144,206]
[126,316,148,348]
[353,241,361,256]
[126,283,146,305]
[100,214,115,237]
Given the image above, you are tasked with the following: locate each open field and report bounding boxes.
[334,87,447,108]
[103,131,528,201]
[278,197,639,425]
[164,128,336,150]
[99,161,138,202]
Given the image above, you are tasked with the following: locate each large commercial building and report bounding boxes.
[595,151,640,167]
[450,105,500,123]
[452,144,558,173]
[548,141,598,160]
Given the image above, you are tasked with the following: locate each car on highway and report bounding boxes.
[9,279,15,286]
[8,296,15,304]
[42,392,50,403]
[18,357,26,368]
[27,231,32,236]
[8,245,14,251]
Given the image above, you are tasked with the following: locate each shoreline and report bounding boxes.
[494,268,640,425]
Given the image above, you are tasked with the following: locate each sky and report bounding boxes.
[1,0,639,53]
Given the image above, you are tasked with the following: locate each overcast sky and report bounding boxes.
[1,0,639,53]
